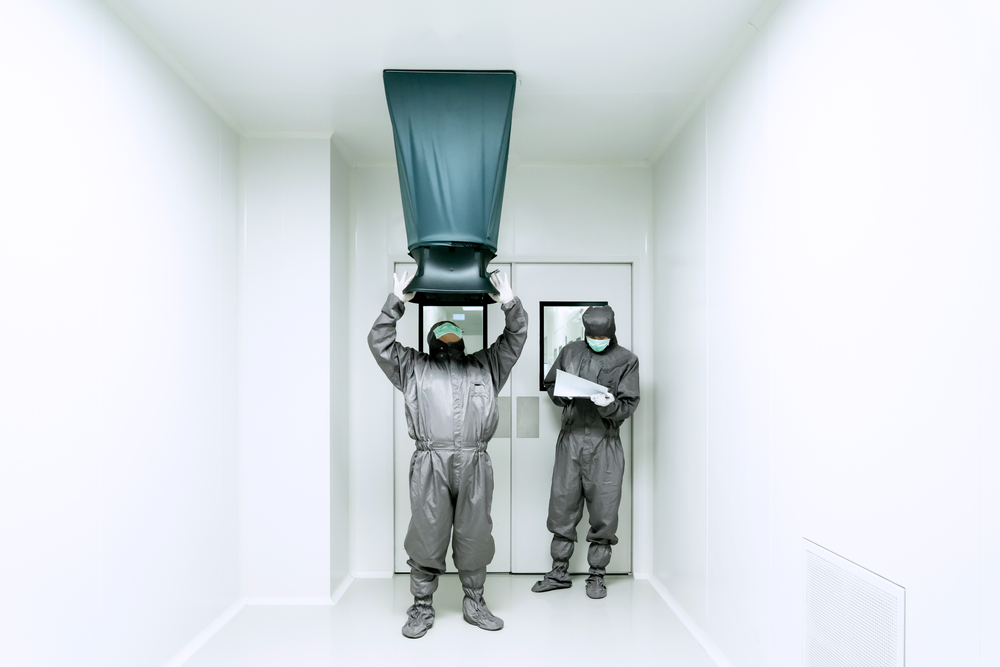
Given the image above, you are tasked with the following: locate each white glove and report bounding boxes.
[591,391,615,407]
[489,271,514,304]
[393,271,415,303]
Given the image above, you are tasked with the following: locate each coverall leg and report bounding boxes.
[404,450,453,599]
[581,436,625,578]
[451,448,496,596]
[538,432,586,587]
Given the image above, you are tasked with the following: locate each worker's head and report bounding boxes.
[428,321,466,356]
[583,305,616,353]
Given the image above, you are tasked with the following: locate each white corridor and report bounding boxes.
[4,1,1000,666]
[184,576,713,666]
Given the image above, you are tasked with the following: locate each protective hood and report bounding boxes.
[582,306,617,352]
[427,320,466,359]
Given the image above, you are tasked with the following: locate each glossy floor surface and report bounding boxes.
[185,575,715,666]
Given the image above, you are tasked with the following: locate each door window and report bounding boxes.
[538,301,607,390]
[420,304,487,354]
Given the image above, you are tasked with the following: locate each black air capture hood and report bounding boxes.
[383,69,516,305]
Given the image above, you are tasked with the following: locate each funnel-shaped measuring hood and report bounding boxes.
[383,69,516,305]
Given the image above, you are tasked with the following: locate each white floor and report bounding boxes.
[184,575,716,666]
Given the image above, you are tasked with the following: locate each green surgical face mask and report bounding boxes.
[433,322,464,340]
[587,337,610,353]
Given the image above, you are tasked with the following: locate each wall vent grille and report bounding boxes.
[803,540,905,667]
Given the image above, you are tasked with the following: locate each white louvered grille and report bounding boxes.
[804,540,905,667]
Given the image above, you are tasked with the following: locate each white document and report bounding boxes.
[553,369,608,397]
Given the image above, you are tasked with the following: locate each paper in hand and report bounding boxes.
[553,369,608,398]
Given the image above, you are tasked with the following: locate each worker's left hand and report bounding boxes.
[489,271,514,304]
[591,391,615,407]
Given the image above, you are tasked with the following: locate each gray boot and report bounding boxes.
[585,574,607,599]
[586,542,611,599]
[531,560,572,592]
[401,596,435,639]
[462,588,504,631]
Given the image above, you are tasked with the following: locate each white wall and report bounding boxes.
[0,2,239,666]
[239,137,348,601]
[348,164,655,575]
[329,143,351,593]
[652,0,1000,665]
[652,110,708,623]
[347,167,395,576]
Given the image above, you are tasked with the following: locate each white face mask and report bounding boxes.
[433,322,464,340]
[587,337,610,352]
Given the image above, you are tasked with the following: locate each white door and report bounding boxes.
[392,262,513,573]
[510,263,633,574]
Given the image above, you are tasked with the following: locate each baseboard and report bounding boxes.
[162,597,246,667]
[245,596,334,605]
[636,573,736,667]
[352,570,394,578]
[331,574,355,605]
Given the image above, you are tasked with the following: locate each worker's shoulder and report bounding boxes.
[559,340,590,356]
[464,349,489,366]
[610,344,639,365]
[409,348,437,366]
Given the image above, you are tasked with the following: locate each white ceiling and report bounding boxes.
[107,0,767,164]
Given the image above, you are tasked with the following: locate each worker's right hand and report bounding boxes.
[590,391,615,407]
[393,271,415,303]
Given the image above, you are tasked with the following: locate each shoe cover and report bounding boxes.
[401,598,435,638]
[462,589,504,631]
[531,562,572,592]
[531,576,572,592]
[585,575,607,599]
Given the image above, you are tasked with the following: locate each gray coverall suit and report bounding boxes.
[538,306,639,588]
[368,293,527,602]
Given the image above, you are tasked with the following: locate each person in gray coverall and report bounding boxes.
[532,305,639,600]
[368,271,526,639]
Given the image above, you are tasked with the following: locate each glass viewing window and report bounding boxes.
[419,304,487,354]
[538,301,607,391]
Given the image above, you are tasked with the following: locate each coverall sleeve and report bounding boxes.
[543,347,573,407]
[367,293,417,393]
[476,297,528,394]
[596,355,640,423]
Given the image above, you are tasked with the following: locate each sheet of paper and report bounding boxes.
[553,369,608,397]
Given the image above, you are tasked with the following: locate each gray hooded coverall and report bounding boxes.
[539,305,639,585]
[368,293,527,600]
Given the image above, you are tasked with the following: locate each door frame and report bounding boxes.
[386,255,654,576]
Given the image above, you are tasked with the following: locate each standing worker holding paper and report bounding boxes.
[532,305,639,599]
